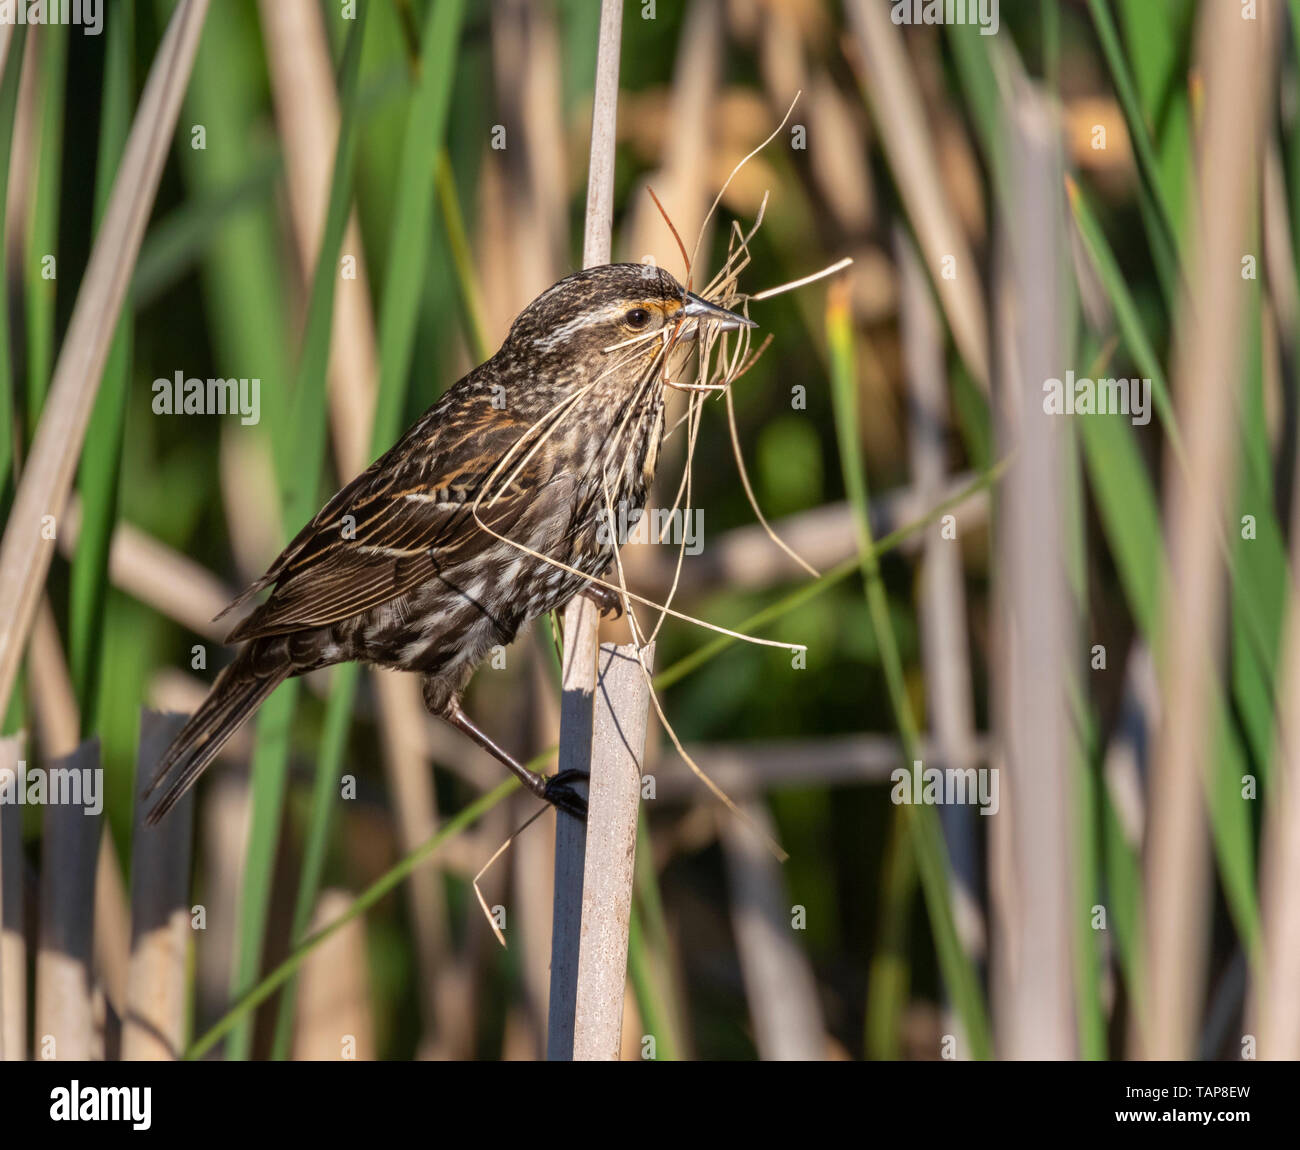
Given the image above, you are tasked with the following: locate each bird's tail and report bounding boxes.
[143,640,290,825]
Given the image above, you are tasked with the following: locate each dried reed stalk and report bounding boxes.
[991,74,1077,1060]
[259,0,378,485]
[844,0,988,390]
[721,801,826,1060]
[489,0,569,307]
[516,647,562,1048]
[0,22,10,93]
[35,739,102,1060]
[551,643,654,1060]
[897,225,985,965]
[123,711,193,1060]
[1139,1,1278,1060]
[3,21,37,265]
[0,734,26,1060]
[371,670,453,1043]
[627,475,989,597]
[0,0,210,713]
[292,890,375,1060]
[548,0,634,1062]
[29,596,130,1025]
[194,775,251,1056]
[28,597,79,755]
[652,732,992,801]
[218,427,283,580]
[622,0,722,267]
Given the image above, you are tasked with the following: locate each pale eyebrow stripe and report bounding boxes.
[531,297,672,351]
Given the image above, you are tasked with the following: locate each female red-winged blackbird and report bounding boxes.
[143,263,752,825]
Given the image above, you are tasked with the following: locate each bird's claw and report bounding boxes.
[543,768,589,821]
[582,583,624,619]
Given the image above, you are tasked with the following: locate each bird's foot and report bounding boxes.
[543,768,589,821]
[582,582,624,618]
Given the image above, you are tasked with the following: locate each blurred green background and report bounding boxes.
[2,0,1294,1062]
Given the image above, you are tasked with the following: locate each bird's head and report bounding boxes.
[499,263,754,400]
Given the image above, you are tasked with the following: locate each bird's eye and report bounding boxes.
[624,307,652,330]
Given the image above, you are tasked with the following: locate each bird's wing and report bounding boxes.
[225,402,567,641]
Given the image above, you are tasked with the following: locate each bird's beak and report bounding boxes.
[680,292,755,336]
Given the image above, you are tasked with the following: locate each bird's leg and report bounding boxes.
[442,701,588,820]
[581,580,624,618]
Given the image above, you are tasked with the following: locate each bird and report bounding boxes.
[143,263,754,826]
